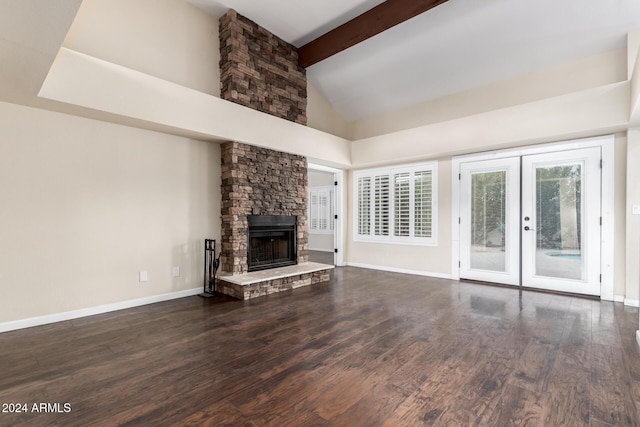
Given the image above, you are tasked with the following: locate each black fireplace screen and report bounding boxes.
[247,215,297,272]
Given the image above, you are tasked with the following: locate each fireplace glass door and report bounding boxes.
[247,215,297,272]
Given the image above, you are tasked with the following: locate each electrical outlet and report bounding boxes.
[139,271,148,282]
[172,266,180,277]
[633,204,640,215]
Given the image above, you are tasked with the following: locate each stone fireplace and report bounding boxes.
[219,141,308,275]
[218,9,310,276]
[215,10,332,299]
[217,142,332,300]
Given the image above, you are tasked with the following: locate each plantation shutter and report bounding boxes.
[414,170,433,238]
[394,172,411,236]
[309,187,335,233]
[318,191,328,230]
[354,161,436,244]
[358,176,371,235]
[310,192,318,230]
[374,175,390,236]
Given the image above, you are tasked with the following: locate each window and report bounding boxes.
[354,162,437,245]
[308,186,335,234]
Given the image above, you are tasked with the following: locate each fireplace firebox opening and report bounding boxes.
[247,215,297,272]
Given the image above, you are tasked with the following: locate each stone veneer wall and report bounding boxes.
[219,9,307,125]
[221,141,308,275]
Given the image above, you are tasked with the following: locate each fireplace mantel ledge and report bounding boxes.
[218,262,334,286]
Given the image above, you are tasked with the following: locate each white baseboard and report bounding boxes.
[637,330,640,348]
[308,248,334,253]
[345,262,452,280]
[612,295,639,307]
[0,287,201,334]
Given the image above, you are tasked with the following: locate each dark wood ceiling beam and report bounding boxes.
[298,0,449,68]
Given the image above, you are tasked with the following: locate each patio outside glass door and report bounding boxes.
[459,147,601,296]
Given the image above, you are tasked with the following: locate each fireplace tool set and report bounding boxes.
[199,239,220,298]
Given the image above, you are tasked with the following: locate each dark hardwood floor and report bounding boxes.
[1,267,639,426]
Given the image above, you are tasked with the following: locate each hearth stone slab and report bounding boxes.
[217,262,334,300]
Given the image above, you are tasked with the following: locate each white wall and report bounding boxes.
[349,82,629,169]
[309,234,334,253]
[0,0,82,107]
[307,83,349,139]
[349,49,626,140]
[63,0,220,96]
[630,32,640,126]
[615,135,629,298]
[627,129,640,303]
[308,170,334,187]
[0,101,220,325]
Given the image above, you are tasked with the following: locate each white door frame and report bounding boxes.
[451,135,615,301]
[308,163,345,266]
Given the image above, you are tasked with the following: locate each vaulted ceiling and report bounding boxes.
[1,0,639,131]
[188,0,640,121]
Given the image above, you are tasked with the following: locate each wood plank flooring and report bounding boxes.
[0,266,639,426]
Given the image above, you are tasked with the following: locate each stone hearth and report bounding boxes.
[217,262,333,300]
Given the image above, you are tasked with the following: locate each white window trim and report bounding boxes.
[353,161,438,246]
[308,185,335,235]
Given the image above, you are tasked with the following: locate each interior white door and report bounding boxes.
[521,147,601,296]
[459,158,520,286]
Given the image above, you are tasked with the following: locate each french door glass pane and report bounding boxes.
[470,171,507,272]
[535,164,583,280]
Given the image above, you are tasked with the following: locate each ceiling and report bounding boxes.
[188,0,640,121]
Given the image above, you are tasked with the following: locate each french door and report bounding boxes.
[459,147,601,296]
